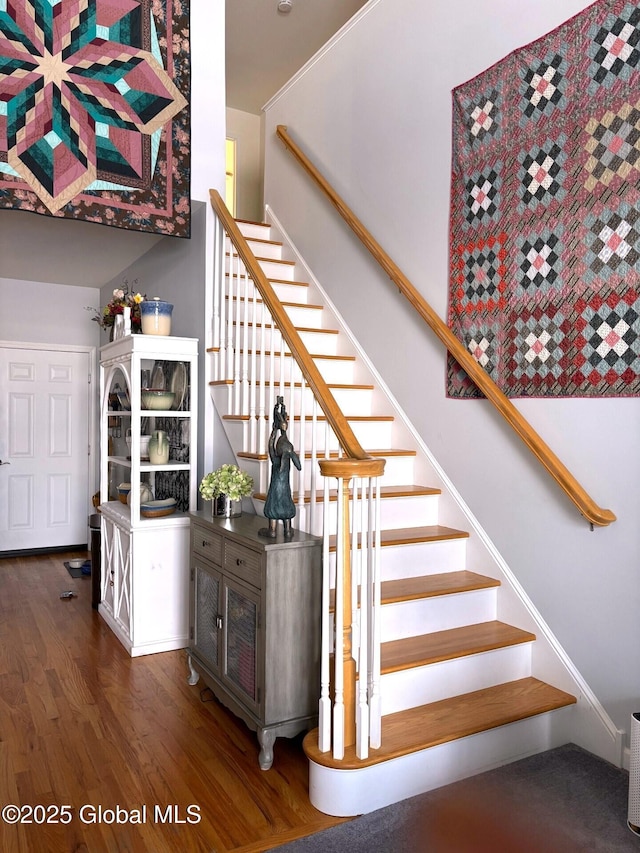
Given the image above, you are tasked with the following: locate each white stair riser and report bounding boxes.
[247,239,283,261]
[225,235,283,260]
[380,587,497,642]
[379,644,532,716]
[226,278,312,304]
[323,537,468,583]
[246,327,338,357]
[214,351,355,385]
[312,493,439,531]
[263,450,418,490]
[248,456,418,496]
[225,255,296,281]
[254,491,440,534]
[369,454,417,485]
[233,355,353,385]
[284,418,392,452]
[253,384,373,417]
[236,222,271,241]
[378,538,468,580]
[228,299,325,328]
[307,706,574,816]
[283,304,325,328]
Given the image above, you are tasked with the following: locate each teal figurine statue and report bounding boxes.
[260,397,301,539]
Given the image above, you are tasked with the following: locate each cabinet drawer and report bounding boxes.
[224,541,262,588]
[192,525,222,565]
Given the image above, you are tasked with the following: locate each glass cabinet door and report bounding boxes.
[193,561,222,675]
[223,577,260,712]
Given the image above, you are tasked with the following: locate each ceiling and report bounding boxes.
[2,0,367,289]
[226,0,368,114]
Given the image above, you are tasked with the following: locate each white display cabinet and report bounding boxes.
[98,335,198,656]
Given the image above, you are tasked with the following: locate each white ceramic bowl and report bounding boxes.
[141,389,175,410]
[68,558,85,569]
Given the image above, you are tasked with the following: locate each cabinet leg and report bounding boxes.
[186,654,200,686]
[257,728,276,771]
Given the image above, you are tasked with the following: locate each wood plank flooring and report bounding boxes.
[0,552,347,853]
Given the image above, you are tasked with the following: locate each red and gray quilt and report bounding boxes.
[448,0,640,396]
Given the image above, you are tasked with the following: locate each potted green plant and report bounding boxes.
[199,464,253,518]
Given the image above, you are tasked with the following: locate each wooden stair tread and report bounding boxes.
[303,677,576,770]
[380,570,500,603]
[226,252,295,267]
[232,322,338,335]
[210,380,373,389]
[235,217,267,227]
[329,570,499,610]
[223,409,387,422]
[292,414,394,422]
[237,447,418,462]
[302,448,416,458]
[243,236,281,248]
[259,382,374,390]
[253,484,441,503]
[379,525,469,546]
[233,350,355,360]
[227,296,322,309]
[328,525,469,552]
[381,620,535,673]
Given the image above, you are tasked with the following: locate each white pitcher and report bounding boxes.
[148,430,169,465]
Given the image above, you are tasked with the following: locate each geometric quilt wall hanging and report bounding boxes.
[0,0,190,237]
[448,0,640,396]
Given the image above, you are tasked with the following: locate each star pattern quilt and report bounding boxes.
[0,0,190,237]
[448,0,640,397]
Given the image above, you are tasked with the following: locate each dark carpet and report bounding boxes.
[275,744,638,852]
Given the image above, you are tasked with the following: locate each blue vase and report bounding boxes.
[140,298,173,335]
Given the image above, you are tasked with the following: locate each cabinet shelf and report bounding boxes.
[101,500,192,525]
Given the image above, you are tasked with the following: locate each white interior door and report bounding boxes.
[0,346,90,552]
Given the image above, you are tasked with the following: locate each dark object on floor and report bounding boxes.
[64,560,91,579]
[90,513,101,609]
[274,744,635,853]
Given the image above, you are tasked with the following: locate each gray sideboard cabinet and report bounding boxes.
[187,511,322,770]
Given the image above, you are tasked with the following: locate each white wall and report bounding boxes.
[226,108,264,221]
[0,279,101,347]
[264,0,640,738]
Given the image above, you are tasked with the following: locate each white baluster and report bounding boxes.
[369,476,382,748]
[240,267,250,418]
[212,218,224,380]
[332,477,345,760]
[249,282,258,454]
[356,476,370,759]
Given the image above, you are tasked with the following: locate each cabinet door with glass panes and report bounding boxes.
[99,335,198,525]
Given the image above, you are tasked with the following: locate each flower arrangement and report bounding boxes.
[199,464,253,502]
[87,278,145,331]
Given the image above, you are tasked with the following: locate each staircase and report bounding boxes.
[207,204,621,817]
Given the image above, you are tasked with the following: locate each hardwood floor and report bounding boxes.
[0,552,347,853]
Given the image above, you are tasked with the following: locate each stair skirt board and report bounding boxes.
[306,706,575,817]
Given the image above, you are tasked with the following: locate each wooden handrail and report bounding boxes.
[209,189,384,477]
[276,125,616,527]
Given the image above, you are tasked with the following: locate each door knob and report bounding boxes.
[0,459,10,466]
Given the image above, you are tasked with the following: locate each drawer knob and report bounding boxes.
[201,539,210,547]
[236,558,244,566]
